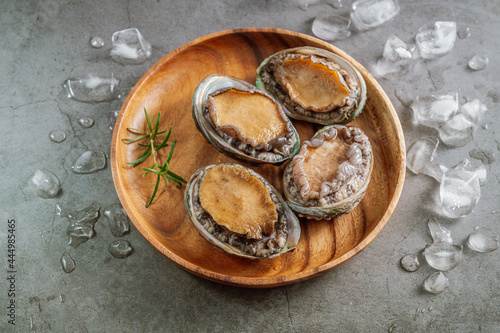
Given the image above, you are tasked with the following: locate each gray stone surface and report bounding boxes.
[1,0,499,332]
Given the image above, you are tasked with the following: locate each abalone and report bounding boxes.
[283,125,373,220]
[256,46,367,125]
[192,74,300,164]
[184,163,301,258]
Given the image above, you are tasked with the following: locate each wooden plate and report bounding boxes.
[110,28,405,288]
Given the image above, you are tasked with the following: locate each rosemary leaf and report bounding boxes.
[146,174,161,207]
[163,174,183,187]
[127,153,151,165]
[152,111,161,138]
[157,126,172,150]
[166,170,187,183]
[126,127,146,134]
[144,107,153,133]
[122,134,148,143]
[167,139,177,163]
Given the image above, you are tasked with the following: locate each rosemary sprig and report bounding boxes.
[122,108,186,207]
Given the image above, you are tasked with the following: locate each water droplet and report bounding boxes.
[400,254,420,272]
[49,130,66,143]
[103,203,130,237]
[78,117,94,128]
[60,252,76,273]
[457,26,471,39]
[90,36,104,48]
[71,150,107,174]
[108,240,134,258]
[388,323,397,332]
[29,169,61,198]
[429,307,433,311]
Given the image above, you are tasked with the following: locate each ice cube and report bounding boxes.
[373,35,413,77]
[438,113,475,148]
[108,240,134,259]
[423,243,463,271]
[468,53,489,71]
[110,28,152,65]
[71,150,107,174]
[103,203,130,237]
[460,99,487,124]
[292,0,343,10]
[312,12,351,41]
[406,137,445,181]
[453,158,487,186]
[64,74,119,103]
[400,254,420,272]
[415,21,457,59]
[350,0,400,30]
[411,93,458,129]
[427,217,452,244]
[64,202,101,248]
[29,169,61,199]
[439,168,480,218]
[467,227,499,253]
[423,272,449,294]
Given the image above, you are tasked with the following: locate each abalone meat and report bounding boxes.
[283,125,373,219]
[256,46,366,125]
[184,163,301,258]
[192,74,300,164]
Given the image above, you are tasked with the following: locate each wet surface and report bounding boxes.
[1,0,500,331]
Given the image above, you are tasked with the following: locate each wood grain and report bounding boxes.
[110,28,406,288]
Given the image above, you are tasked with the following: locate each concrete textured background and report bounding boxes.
[1,0,499,332]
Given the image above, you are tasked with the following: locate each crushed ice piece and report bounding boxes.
[90,36,104,48]
[411,93,458,129]
[400,254,420,272]
[423,243,463,271]
[467,227,499,253]
[60,252,76,273]
[457,26,470,39]
[312,12,351,41]
[374,35,413,77]
[406,137,445,181]
[394,85,414,107]
[415,21,457,59]
[468,53,489,71]
[109,110,120,131]
[350,0,400,31]
[108,240,134,258]
[427,217,452,244]
[110,28,152,65]
[64,74,119,103]
[49,130,66,143]
[63,202,101,248]
[439,168,480,218]
[438,113,475,148]
[78,117,94,128]
[29,169,61,199]
[71,150,107,174]
[454,158,487,186]
[423,272,449,294]
[103,203,130,237]
[460,99,487,124]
